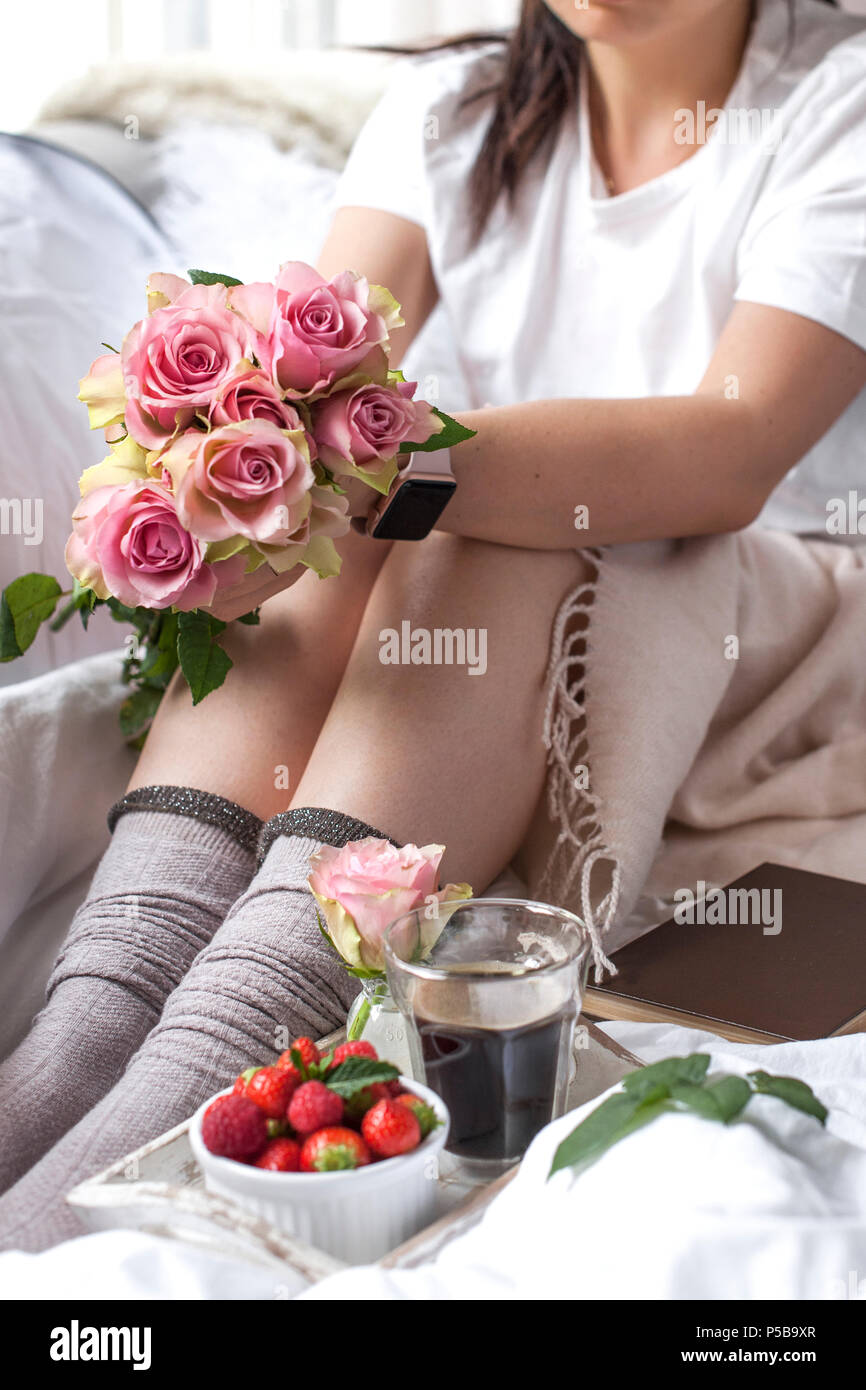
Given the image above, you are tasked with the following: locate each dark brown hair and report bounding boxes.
[367,0,839,242]
[463,1,580,241]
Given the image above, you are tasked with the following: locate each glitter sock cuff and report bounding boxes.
[257,807,400,865]
[107,786,262,854]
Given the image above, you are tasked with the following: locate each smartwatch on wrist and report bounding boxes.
[364,448,456,541]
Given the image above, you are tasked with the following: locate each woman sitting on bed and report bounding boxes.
[1,0,865,1250]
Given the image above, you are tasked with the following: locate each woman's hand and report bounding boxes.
[205,476,377,622]
[206,562,307,623]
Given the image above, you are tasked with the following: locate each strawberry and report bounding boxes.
[201,1094,268,1162]
[232,1066,262,1094]
[237,1065,299,1119]
[343,1081,390,1125]
[254,1137,302,1172]
[274,1054,303,1091]
[362,1098,422,1159]
[300,1127,371,1172]
[395,1092,440,1139]
[288,1080,343,1135]
[384,1079,405,1098]
[330,1039,378,1068]
[290,1036,320,1072]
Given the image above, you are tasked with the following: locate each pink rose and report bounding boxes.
[161,420,315,544]
[308,838,472,972]
[65,480,235,610]
[122,284,256,448]
[229,262,400,395]
[208,367,304,432]
[313,379,440,478]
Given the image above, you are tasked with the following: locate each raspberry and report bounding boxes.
[288,1080,343,1135]
[330,1039,378,1067]
[395,1092,440,1139]
[201,1094,268,1162]
[361,1098,422,1159]
[300,1127,371,1172]
[254,1137,302,1172]
[243,1065,299,1119]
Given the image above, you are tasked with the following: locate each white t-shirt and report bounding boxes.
[336,0,866,539]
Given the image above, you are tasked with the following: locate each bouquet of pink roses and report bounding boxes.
[0,263,470,738]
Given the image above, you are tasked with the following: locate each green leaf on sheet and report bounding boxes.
[747,1071,828,1126]
[548,1055,829,1180]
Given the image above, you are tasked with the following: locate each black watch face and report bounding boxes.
[372,478,457,541]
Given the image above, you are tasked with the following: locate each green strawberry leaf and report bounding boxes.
[0,573,63,656]
[400,407,476,455]
[747,1070,828,1126]
[325,1057,400,1098]
[188,268,243,287]
[177,610,232,705]
[621,1053,710,1102]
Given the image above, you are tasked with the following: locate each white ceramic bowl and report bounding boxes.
[189,1076,449,1265]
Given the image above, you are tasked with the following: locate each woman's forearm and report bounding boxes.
[437,303,866,551]
[438,393,768,549]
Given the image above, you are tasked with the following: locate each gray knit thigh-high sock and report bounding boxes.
[0,788,261,1196]
[0,810,397,1252]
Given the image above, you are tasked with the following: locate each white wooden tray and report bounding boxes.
[66,1020,641,1288]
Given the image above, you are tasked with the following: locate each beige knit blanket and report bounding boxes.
[530,528,866,977]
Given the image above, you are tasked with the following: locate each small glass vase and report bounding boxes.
[346,977,417,1080]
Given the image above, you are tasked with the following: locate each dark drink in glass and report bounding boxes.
[384,900,590,1176]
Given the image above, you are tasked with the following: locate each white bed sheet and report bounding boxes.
[1,1022,864,1302]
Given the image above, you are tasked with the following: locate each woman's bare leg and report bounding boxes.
[291,533,589,887]
[130,528,390,818]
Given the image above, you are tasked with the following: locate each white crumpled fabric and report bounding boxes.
[2,1025,864,1301]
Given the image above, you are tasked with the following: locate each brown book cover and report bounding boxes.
[582,863,866,1044]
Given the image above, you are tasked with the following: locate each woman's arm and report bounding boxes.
[439,302,866,549]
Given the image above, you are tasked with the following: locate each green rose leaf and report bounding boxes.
[118,685,163,737]
[50,578,100,634]
[237,608,261,626]
[177,610,233,705]
[0,593,22,661]
[188,268,243,288]
[621,1053,710,1102]
[747,1070,828,1126]
[0,573,62,657]
[400,407,476,455]
[325,1056,400,1098]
